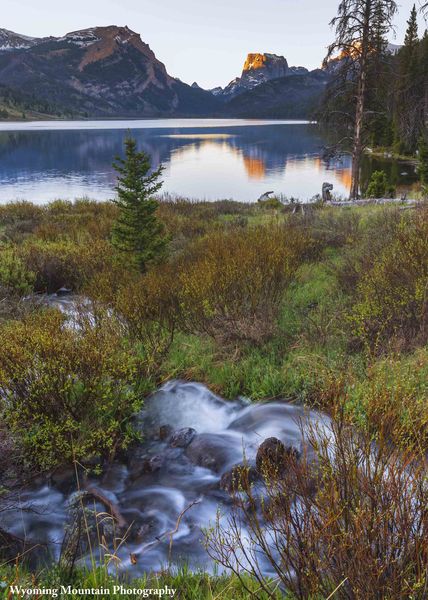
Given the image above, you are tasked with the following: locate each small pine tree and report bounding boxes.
[402,5,419,80]
[111,138,167,272]
[365,170,394,198]
[404,5,418,50]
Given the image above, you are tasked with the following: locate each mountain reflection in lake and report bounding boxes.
[0,119,417,203]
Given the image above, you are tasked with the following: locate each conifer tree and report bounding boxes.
[394,5,426,154]
[323,0,397,199]
[418,134,428,184]
[400,5,419,85]
[394,5,420,152]
[111,138,167,272]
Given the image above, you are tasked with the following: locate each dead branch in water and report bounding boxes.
[84,486,127,530]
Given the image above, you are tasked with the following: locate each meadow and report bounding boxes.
[1,196,428,598]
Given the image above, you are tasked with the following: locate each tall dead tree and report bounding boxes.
[323,0,397,199]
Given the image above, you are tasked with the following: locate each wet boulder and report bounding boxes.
[185,433,242,473]
[256,437,300,477]
[127,448,148,480]
[142,455,164,473]
[170,427,197,448]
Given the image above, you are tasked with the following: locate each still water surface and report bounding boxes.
[0,119,417,203]
[0,119,351,203]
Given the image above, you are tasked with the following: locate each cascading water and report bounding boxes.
[1,380,327,575]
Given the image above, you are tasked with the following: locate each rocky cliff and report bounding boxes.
[217,52,308,98]
[0,26,221,118]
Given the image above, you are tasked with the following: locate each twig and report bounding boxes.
[326,577,348,599]
[137,497,202,562]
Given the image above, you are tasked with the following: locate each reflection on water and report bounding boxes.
[0,119,417,203]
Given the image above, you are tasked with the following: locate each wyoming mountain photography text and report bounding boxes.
[1,0,428,598]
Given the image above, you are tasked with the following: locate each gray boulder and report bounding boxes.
[170,427,197,448]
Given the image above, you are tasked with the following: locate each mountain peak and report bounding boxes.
[58,25,160,71]
[242,53,289,78]
[219,52,289,98]
[0,24,222,118]
[0,28,41,51]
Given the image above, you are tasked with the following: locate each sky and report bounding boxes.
[2,0,427,88]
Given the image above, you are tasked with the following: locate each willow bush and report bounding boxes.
[17,238,117,293]
[206,416,428,599]
[0,246,35,295]
[173,225,312,346]
[351,207,428,353]
[105,264,181,373]
[0,309,142,469]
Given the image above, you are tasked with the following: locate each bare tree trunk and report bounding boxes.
[350,2,372,200]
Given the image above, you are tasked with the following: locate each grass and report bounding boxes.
[161,251,351,403]
[0,564,286,599]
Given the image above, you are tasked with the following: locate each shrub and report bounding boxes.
[293,207,361,250]
[0,246,35,295]
[365,170,395,198]
[0,309,142,469]
[351,208,428,352]
[335,207,403,294]
[174,225,310,345]
[0,201,44,226]
[18,238,117,293]
[206,415,428,599]
[34,201,117,242]
[257,197,283,210]
[418,134,428,184]
[93,264,180,374]
[0,201,44,240]
[346,348,428,450]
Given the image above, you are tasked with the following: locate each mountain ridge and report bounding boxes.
[0,26,328,120]
[0,25,222,118]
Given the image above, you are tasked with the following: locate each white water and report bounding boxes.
[1,380,326,575]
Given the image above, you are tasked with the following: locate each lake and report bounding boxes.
[0,119,417,203]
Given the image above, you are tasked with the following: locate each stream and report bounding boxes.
[1,380,327,576]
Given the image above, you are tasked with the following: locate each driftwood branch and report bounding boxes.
[326,197,424,207]
[84,486,127,529]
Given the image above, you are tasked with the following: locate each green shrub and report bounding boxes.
[294,207,361,249]
[0,201,44,226]
[346,348,428,450]
[0,246,35,295]
[335,207,402,293]
[257,197,283,210]
[0,201,44,240]
[174,225,310,345]
[93,264,180,374]
[351,208,428,352]
[365,170,395,198]
[18,238,117,293]
[0,309,142,469]
[418,135,428,184]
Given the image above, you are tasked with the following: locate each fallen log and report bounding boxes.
[326,197,423,207]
